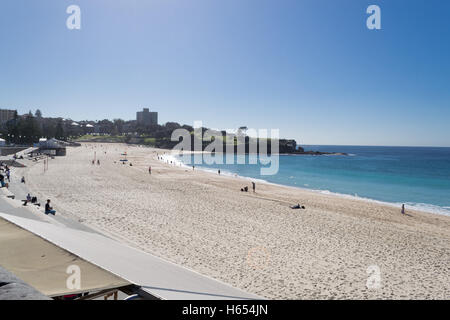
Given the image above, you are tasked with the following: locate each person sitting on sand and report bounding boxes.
[22,194,32,206]
[31,196,39,206]
[21,176,26,183]
[45,199,56,215]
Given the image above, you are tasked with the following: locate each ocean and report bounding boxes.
[175,146,450,216]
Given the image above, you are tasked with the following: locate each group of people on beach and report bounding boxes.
[0,158,58,216]
[22,194,56,215]
[0,163,11,188]
[240,181,256,193]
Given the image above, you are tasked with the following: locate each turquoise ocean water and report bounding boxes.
[175,146,450,216]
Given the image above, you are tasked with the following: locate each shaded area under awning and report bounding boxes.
[0,217,131,298]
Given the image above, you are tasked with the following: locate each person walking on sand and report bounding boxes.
[401,204,405,214]
[149,166,152,175]
[45,199,56,215]
[252,181,256,193]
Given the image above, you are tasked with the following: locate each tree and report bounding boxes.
[19,112,42,144]
[113,119,125,135]
[5,111,20,143]
[55,119,65,140]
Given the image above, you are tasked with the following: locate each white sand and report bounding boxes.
[21,143,450,299]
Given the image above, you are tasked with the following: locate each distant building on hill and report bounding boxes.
[0,109,16,125]
[136,108,158,126]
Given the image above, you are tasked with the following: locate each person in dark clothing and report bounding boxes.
[31,196,40,206]
[45,199,56,215]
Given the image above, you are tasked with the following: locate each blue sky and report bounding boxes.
[1,0,449,146]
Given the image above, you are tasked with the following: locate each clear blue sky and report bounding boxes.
[1,0,449,146]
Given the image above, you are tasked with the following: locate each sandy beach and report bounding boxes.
[18,143,450,299]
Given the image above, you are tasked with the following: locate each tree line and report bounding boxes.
[1,110,65,144]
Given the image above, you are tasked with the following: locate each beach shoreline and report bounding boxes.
[163,149,450,217]
[20,143,450,299]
